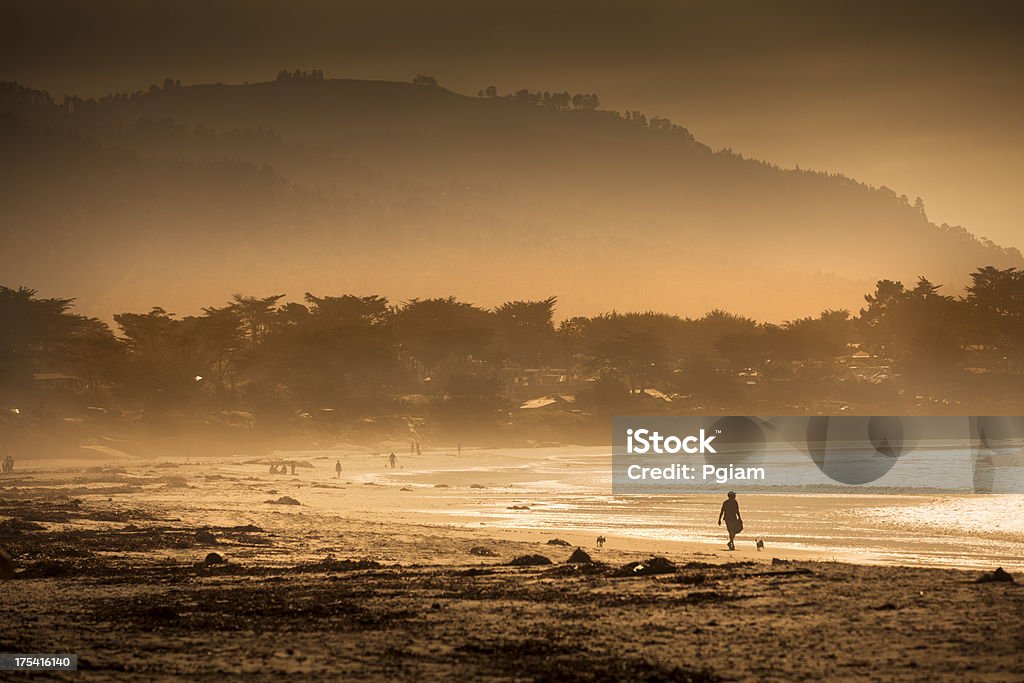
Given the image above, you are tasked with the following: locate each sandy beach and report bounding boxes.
[2,445,1023,681]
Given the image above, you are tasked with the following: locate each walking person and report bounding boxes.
[335,460,342,478]
[389,451,398,469]
[718,491,743,551]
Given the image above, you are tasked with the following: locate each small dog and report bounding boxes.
[596,536,606,548]
[755,538,765,551]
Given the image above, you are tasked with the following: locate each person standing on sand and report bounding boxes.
[389,452,397,469]
[718,491,743,551]
[335,460,342,478]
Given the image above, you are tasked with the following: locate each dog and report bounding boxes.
[596,535,606,548]
[755,538,765,551]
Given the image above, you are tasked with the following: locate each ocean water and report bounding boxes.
[387,446,1024,571]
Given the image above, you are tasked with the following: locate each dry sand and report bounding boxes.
[1,449,1023,681]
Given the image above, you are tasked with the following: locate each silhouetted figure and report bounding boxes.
[269,464,277,474]
[718,491,743,550]
[415,440,421,456]
[4,455,14,474]
[389,452,397,469]
[756,538,765,551]
[335,460,342,478]
[289,462,296,475]
[596,535,606,548]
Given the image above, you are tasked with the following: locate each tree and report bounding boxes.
[493,297,558,366]
[0,286,119,402]
[391,298,494,373]
[229,294,286,350]
[572,93,600,110]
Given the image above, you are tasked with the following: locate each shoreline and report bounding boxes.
[2,471,1023,681]
[4,446,1024,572]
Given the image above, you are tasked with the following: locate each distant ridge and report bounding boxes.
[1,76,1019,320]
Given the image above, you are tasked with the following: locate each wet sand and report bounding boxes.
[2,450,1023,680]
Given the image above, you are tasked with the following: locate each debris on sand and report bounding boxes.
[19,560,84,579]
[470,484,486,489]
[0,518,46,533]
[507,505,530,510]
[506,554,553,567]
[204,552,227,566]
[546,538,571,547]
[566,547,593,564]
[265,496,301,506]
[400,486,413,491]
[771,557,791,566]
[294,558,383,572]
[613,557,677,577]
[434,484,450,488]
[0,548,15,579]
[195,530,218,544]
[977,567,1014,583]
[469,546,498,557]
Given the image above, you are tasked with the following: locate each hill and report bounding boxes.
[1,77,1019,319]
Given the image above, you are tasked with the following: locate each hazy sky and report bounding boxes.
[3,0,1022,248]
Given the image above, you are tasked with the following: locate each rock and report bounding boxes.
[613,556,677,577]
[977,567,1015,583]
[469,546,498,557]
[506,554,553,567]
[546,538,571,547]
[204,552,227,566]
[265,496,301,506]
[195,529,218,544]
[566,547,593,564]
[771,557,791,565]
[507,505,530,510]
[0,548,15,579]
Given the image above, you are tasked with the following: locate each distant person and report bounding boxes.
[415,440,421,456]
[718,491,743,551]
[289,462,296,475]
[4,455,12,474]
[335,460,342,478]
[389,452,397,469]
[269,464,277,474]
[596,535,606,548]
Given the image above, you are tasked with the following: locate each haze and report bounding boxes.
[4,0,1022,247]
[2,0,1023,322]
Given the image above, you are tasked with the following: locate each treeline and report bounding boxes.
[2,267,1023,425]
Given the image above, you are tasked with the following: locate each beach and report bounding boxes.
[2,445,1023,680]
